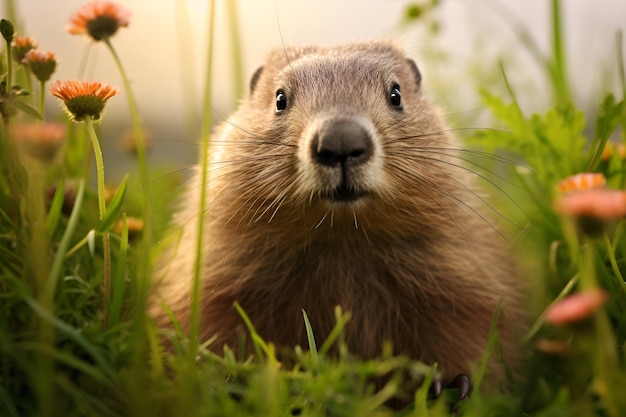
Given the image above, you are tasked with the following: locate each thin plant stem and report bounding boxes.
[579,242,598,291]
[5,34,12,98]
[227,0,244,102]
[190,0,216,353]
[38,80,45,118]
[1,31,22,205]
[174,0,199,137]
[102,36,152,314]
[25,160,53,417]
[550,0,571,108]
[84,118,105,219]
[4,0,17,28]
[616,31,626,188]
[603,233,626,297]
[77,43,92,80]
[617,30,626,123]
[20,68,34,106]
[1,116,23,216]
[522,273,579,343]
[84,116,111,315]
[64,232,91,259]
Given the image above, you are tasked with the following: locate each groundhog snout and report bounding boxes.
[310,118,373,168]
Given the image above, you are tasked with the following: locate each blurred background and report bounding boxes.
[5,0,626,178]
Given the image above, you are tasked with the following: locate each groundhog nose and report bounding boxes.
[311,119,373,167]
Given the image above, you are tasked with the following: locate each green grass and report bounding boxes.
[2,1,626,416]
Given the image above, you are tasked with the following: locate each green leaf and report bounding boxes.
[45,180,85,302]
[46,177,65,236]
[234,302,267,363]
[23,296,115,383]
[87,229,96,256]
[18,342,112,385]
[10,98,43,120]
[302,309,318,359]
[588,94,625,171]
[531,105,586,174]
[318,306,352,356]
[598,95,623,139]
[96,174,128,233]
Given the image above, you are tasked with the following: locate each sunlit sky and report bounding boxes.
[7,0,626,170]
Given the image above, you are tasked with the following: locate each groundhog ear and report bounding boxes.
[250,66,264,95]
[406,59,422,88]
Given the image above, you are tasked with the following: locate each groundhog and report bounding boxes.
[151,41,526,395]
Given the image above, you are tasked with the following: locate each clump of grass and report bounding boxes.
[1,0,626,416]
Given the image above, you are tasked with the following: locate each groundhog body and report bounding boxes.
[152,41,525,382]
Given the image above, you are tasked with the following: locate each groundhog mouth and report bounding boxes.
[320,184,371,203]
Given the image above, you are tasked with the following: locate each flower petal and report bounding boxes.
[557,173,606,193]
[544,289,609,326]
[554,189,626,219]
[67,1,131,40]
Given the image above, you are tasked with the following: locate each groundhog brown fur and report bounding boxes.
[150,41,526,388]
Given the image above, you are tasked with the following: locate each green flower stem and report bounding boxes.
[102,36,152,311]
[579,241,599,292]
[38,80,45,118]
[618,31,625,142]
[1,118,24,217]
[19,67,34,108]
[84,116,111,312]
[5,36,13,98]
[1,32,21,205]
[64,232,90,260]
[617,31,626,188]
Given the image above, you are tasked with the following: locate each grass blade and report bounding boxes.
[108,212,129,327]
[302,309,318,359]
[45,176,64,236]
[44,179,85,305]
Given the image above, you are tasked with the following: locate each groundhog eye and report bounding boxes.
[389,84,402,108]
[275,90,287,112]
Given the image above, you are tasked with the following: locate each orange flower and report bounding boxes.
[67,1,130,41]
[534,338,568,355]
[11,35,37,63]
[114,216,144,236]
[22,49,57,82]
[557,173,606,193]
[12,122,66,163]
[601,142,614,161]
[49,79,119,121]
[544,289,609,326]
[554,189,626,219]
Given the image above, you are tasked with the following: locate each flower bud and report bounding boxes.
[22,49,57,82]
